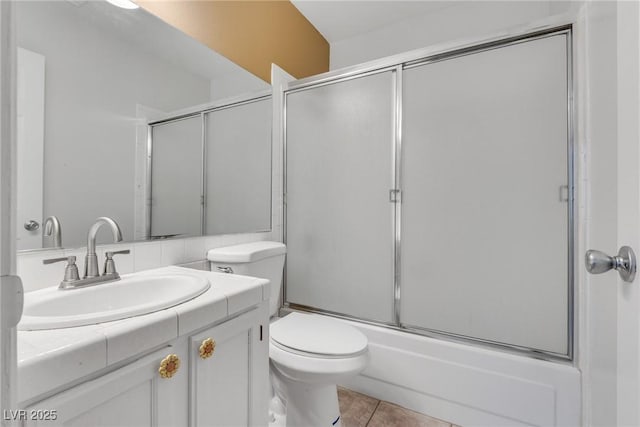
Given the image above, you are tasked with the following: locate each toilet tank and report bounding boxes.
[207,241,286,317]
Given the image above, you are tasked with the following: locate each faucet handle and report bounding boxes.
[42,256,71,265]
[103,250,130,275]
[105,249,131,257]
[43,256,80,286]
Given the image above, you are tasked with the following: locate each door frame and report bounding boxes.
[16,47,45,251]
[281,24,576,362]
[615,1,640,424]
[0,0,22,425]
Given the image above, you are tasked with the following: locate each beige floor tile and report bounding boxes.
[367,401,451,427]
[338,387,380,427]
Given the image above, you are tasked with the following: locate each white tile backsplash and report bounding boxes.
[18,250,71,291]
[161,239,186,265]
[17,232,274,293]
[184,237,206,262]
[133,242,163,272]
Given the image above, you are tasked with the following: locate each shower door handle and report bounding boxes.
[585,246,636,282]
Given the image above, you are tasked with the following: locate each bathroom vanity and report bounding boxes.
[16,266,270,426]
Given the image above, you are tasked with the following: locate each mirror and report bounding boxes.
[149,96,272,239]
[15,0,271,251]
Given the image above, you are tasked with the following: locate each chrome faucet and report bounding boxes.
[43,217,130,289]
[42,216,130,289]
[43,216,62,248]
[84,217,123,278]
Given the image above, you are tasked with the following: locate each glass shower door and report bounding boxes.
[205,98,272,235]
[400,35,571,355]
[285,71,396,323]
[150,116,203,238]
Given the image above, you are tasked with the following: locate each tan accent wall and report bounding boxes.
[138,0,329,82]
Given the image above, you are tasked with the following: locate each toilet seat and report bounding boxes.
[270,313,367,358]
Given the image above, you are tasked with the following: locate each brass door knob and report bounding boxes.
[159,354,180,378]
[199,338,216,359]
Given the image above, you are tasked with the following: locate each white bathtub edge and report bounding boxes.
[336,318,581,427]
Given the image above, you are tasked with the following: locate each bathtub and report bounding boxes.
[332,317,581,427]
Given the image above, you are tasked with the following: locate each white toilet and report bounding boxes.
[207,241,369,427]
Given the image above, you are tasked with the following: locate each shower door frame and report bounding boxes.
[282,24,576,362]
[146,91,273,239]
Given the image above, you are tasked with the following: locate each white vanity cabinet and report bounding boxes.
[23,344,189,427]
[189,307,269,427]
[22,304,269,427]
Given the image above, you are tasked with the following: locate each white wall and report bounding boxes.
[210,71,269,102]
[614,2,640,424]
[15,1,212,248]
[330,1,555,70]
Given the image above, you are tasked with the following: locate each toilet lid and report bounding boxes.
[270,313,368,357]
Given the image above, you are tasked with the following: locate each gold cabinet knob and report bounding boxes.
[159,354,180,379]
[199,338,216,359]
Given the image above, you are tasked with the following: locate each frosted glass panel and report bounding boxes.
[400,35,569,354]
[205,99,272,235]
[286,72,395,323]
[151,116,202,238]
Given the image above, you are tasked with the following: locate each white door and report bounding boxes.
[584,2,640,426]
[16,47,44,250]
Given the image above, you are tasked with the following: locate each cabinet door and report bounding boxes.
[24,345,188,427]
[189,305,269,427]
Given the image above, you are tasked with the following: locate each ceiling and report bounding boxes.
[290,1,457,43]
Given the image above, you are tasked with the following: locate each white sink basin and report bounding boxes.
[18,273,210,330]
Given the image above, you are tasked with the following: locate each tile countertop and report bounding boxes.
[17,266,270,405]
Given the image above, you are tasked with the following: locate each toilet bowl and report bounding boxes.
[270,312,368,426]
[207,242,369,427]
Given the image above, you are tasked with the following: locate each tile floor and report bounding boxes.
[338,387,461,427]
